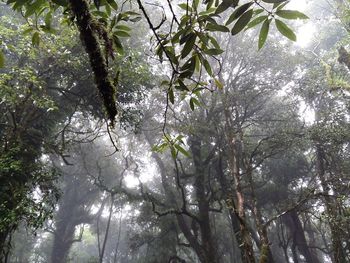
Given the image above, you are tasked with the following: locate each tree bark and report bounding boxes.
[189,136,219,263]
[145,131,219,263]
[216,156,247,263]
[315,145,347,263]
[224,120,255,263]
[246,164,274,263]
[282,210,321,263]
[50,176,93,263]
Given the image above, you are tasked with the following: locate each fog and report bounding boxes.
[1,0,350,263]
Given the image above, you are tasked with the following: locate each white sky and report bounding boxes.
[288,0,316,47]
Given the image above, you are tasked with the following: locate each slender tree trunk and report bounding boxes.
[277,219,290,263]
[113,211,122,263]
[0,231,10,263]
[282,210,321,263]
[190,136,219,263]
[50,177,92,263]
[225,124,255,263]
[246,164,274,263]
[315,145,347,263]
[51,221,76,263]
[100,195,114,263]
[216,157,246,263]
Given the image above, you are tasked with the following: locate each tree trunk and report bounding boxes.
[189,136,219,263]
[99,195,114,263]
[225,125,255,263]
[282,210,321,263]
[50,221,76,263]
[315,145,347,263]
[146,132,219,263]
[245,164,274,263]
[50,177,92,263]
[216,156,247,263]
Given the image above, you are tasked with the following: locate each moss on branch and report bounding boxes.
[69,0,117,125]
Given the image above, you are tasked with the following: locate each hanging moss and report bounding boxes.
[69,0,117,125]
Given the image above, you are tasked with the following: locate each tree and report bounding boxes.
[1,0,307,125]
[0,6,154,259]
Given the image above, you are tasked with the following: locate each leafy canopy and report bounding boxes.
[0,0,307,155]
[1,1,307,101]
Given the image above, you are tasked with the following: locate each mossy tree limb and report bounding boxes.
[69,0,117,125]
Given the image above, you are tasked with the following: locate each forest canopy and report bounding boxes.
[0,0,350,263]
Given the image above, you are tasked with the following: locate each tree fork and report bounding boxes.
[69,0,117,125]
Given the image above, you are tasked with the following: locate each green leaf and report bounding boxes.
[275,10,309,20]
[246,15,268,30]
[113,35,124,55]
[115,25,131,31]
[178,79,189,91]
[231,9,253,35]
[203,59,212,76]
[25,0,46,17]
[130,17,142,22]
[226,2,253,25]
[208,35,220,49]
[178,3,192,11]
[214,78,223,89]
[22,27,34,35]
[165,46,178,65]
[206,22,230,32]
[92,10,108,18]
[32,31,40,46]
[171,146,177,159]
[194,53,200,72]
[203,48,224,56]
[191,97,201,106]
[197,32,209,46]
[161,80,170,86]
[274,2,288,10]
[179,57,195,78]
[45,11,52,28]
[181,33,196,59]
[215,0,235,14]
[172,29,186,44]
[180,32,193,45]
[193,0,200,10]
[168,87,175,104]
[189,97,195,110]
[114,30,131,37]
[254,9,264,16]
[199,7,216,15]
[0,51,5,68]
[106,0,118,10]
[275,19,297,41]
[174,144,191,157]
[181,57,196,70]
[258,18,270,50]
